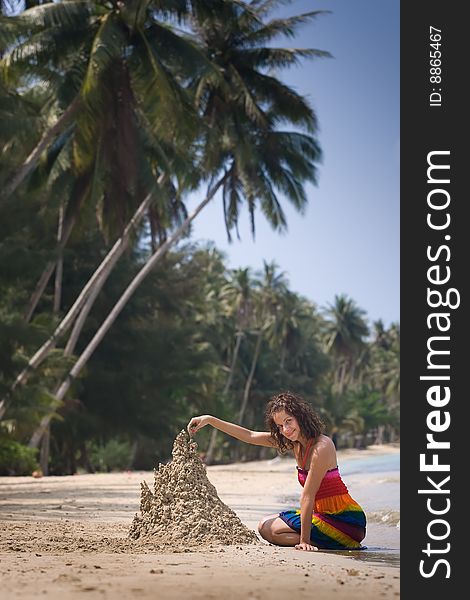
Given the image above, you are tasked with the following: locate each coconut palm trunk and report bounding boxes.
[31,255,112,461]
[223,332,244,398]
[205,330,243,465]
[28,381,64,450]
[337,361,347,395]
[39,424,50,476]
[63,269,107,356]
[0,186,158,421]
[1,96,81,202]
[53,256,64,315]
[28,176,227,448]
[280,344,287,370]
[53,203,65,316]
[55,177,226,399]
[238,332,262,425]
[25,264,56,322]
[37,206,67,474]
[24,202,77,322]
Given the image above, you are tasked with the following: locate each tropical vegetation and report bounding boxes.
[0,0,399,475]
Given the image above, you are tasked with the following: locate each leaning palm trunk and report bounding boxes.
[205,330,243,465]
[238,332,262,425]
[29,177,226,447]
[63,268,107,356]
[24,204,77,322]
[25,262,57,323]
[53,254,64,315]
[39,424,51,475]
[223,332,244,398]
[0,187,157,421]
[29,264,119,450]
[53,203,65,315]
[54,178,225,401]
[29,260,114,448]
[335,361,348,395]
[41,224,65,466]
[2,96,81,202]
[28,384,62,449]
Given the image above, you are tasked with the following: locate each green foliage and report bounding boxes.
[0,226,400,468]
[0,1,399,472]
[87,438,132,472]
[0,437,38,475]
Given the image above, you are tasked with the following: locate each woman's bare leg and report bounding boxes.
[258,515,301,547]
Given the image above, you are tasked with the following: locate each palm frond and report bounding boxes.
[20,1,95,29]
[1,0,94,54]
[243,11,332,44]
[73,15,126,172]
[43,127,74,191]
[245,71,318,131]
[81,13,125,108]
[222,165,243,240]
[240,46,332,70]
[228,64,268,127]
[256,174,287,231]
[264,130,322,181]
[142,20,217,81]
[2,25,94,86]
[134,25,197,141]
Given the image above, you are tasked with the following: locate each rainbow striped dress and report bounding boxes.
[279,466,367,549]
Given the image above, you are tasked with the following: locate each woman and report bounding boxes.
[187,391,366,552]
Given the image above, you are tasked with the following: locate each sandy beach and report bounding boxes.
[0,444,400,599]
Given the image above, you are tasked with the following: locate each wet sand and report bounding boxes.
[0,444,400,599]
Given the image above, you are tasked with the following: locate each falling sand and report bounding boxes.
[129,430,260,548]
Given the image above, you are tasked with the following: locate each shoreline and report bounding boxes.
[207,442,400,470]
[0,443,399,599]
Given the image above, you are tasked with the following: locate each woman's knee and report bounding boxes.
[257,515,277,539]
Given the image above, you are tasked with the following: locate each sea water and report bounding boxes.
[338,451,400,567]
[282,450,400,567]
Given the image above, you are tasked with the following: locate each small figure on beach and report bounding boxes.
[187,391,367,552]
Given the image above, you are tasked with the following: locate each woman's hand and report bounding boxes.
[295,542,318,552]
[187,415,212,435]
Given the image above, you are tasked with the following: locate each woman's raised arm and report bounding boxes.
[187,415,275,447]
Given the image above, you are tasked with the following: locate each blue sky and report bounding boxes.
[188,0,400,327]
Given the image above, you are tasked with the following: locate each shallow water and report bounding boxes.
[328,547,400,568]
[343,451,400,567]
[283,451,401,568]
[340,452,400,476]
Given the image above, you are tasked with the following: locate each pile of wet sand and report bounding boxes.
[129,430,259,547]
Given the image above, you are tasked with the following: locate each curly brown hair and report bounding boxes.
[265,391,325,454]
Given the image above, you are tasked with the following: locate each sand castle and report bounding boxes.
[129,430,260,547]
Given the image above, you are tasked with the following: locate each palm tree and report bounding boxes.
[12,1,329,453]
[0,186,156,421]
[192,1,330,239]
[322,294,369,394]
[0,0,213,201]
[220,267,256,388]
[371,322,400,436]
[237,261,288,425]
[205,267,254,463]
[0,0,218,417]
[320,387,365,447]
[1,0,224,326]
[266,289,312,370]
[28,174,229,448]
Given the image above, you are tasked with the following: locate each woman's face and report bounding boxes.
[273,409,301,442]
